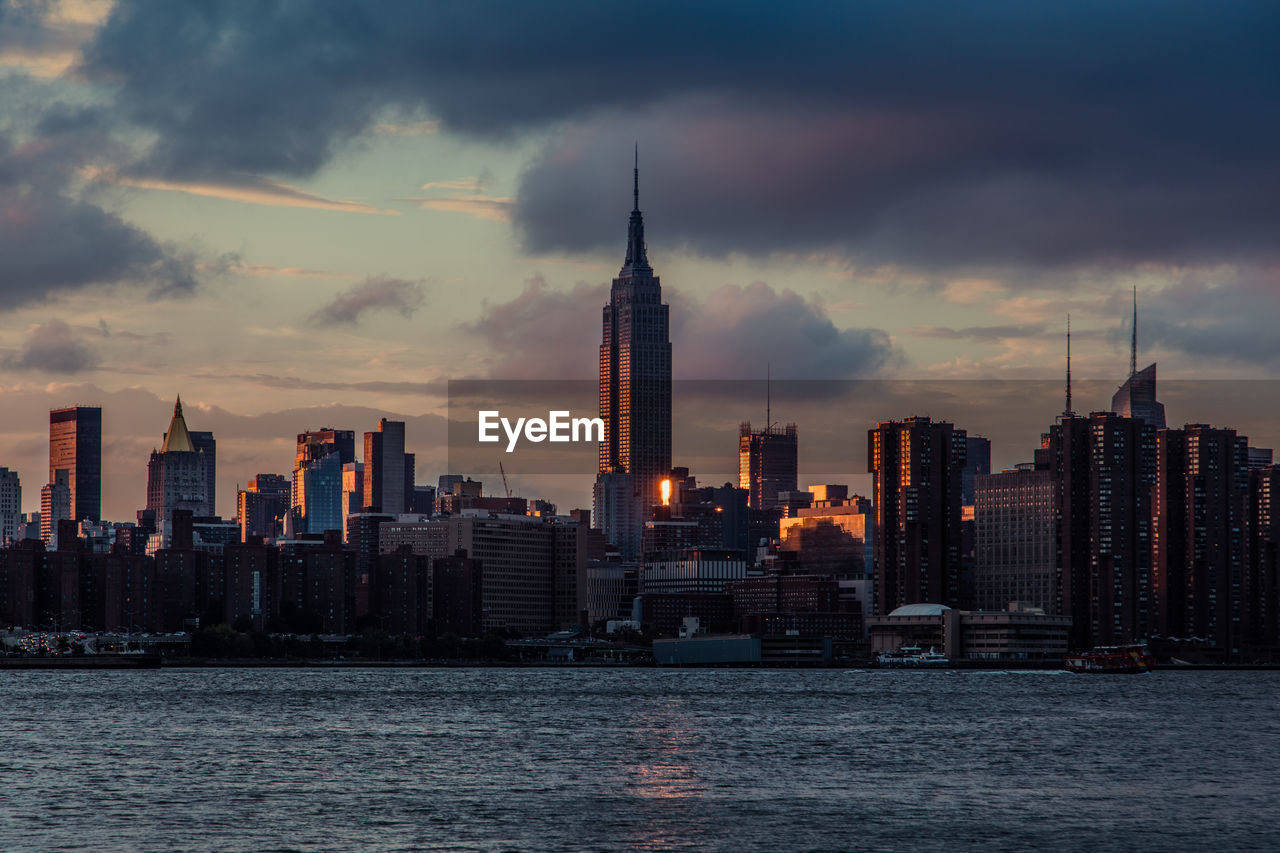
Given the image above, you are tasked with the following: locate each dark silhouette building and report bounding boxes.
[739,422,799,511]
[1153,424,1248,656]
[1039,411,1156,651]
[596,151,672,552]
[868,417,967,614]
[49,406,102,523]
[1244,465,1280,658]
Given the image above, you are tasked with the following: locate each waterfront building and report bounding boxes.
[1040,410,1156,651]
[868,417,967,614]
[1244,465,1280,657]
[596,152,672,554]
[973,465,1057,613]
[49,406,102,524]
[867,602,1071,661]
[739,422,798,511]
[1153,424,1248,656]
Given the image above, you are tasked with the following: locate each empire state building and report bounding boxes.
[595,153,671,556]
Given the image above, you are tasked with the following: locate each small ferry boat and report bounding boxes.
[876,645,950,668]
[1064,644,1155,674]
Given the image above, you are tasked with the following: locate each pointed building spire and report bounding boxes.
[161,394,195,453]
[1130,285,1138,379]
[620,146,651,276]
[1065,314,1073,416]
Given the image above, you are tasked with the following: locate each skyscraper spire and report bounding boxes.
[621,146,650,276]
[1130,285,1138,379]
[1065,314,1073,416]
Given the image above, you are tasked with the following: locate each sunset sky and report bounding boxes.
[2,1,1279,520]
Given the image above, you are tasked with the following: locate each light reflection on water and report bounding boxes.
[0,668,1277,852]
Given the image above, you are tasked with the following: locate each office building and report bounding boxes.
[961,436,991,505]
[868,417,967,614]
[596,153,672,547]
[146,398,212,539]
[293,431,350,536]
[237,474,290,541]
[49,406,101,523]
[1109,289,1167,429]
[0,468,20,545]
[973,466,1056,613]
[363,419,408,515]
[739,422,798,510]
[40,469,71,548]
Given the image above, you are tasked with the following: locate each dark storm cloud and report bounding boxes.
[463,277,900,380]
[0,124,204,305]
[1139,270,1280,368]
[74,1,1280,269]
[308,276,426,326]
[5,318,98,373]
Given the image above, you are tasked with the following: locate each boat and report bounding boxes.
[1064,644,1154,673]
[876,645,950,667]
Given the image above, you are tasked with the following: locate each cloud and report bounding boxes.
[66,2,1280,271]
[308,276,427,326]
[84,168,400,214]
[0,0,110,77]
[6,318,98,373]
[401,194,513,222]
[462,276,899,380]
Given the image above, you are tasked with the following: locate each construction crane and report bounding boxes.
[499,461,512,498]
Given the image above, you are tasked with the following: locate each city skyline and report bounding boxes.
[4,3,1280,520]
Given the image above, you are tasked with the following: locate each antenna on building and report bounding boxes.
[766,362,772,430]
[1065,314,1073,416]
[633,143,639,212]
[1130,284,1138,379]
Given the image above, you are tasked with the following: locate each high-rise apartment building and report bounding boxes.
[363,419,408,515]
[973,465,1056,612]
[868,417,967,614]
[596,153,672,551]
[1153,424,1248,655]
[1039,410,1156,651]
[739,422,798,510]
[49,406,101,523]
[1244,464,1280,656]
[0,468,20,545]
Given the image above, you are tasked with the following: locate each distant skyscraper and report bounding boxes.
[293,432,348,535]
[1248,447,1274,469]
[961,436,991,505]
[739,422,798,510]
[596,151,672,549]
[49,406,101,523]
[0,467,20,545]
[40,468,70,547]
[189,430,217,517]
[868,417,967,614]
[237,473,290,541]
[363,419,407,515]
[146,398,211,535]
[1110,288,1166,429]
[1153,424,1248,654]
[342,462,364,540]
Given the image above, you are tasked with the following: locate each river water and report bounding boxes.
[1,668,1276,851]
